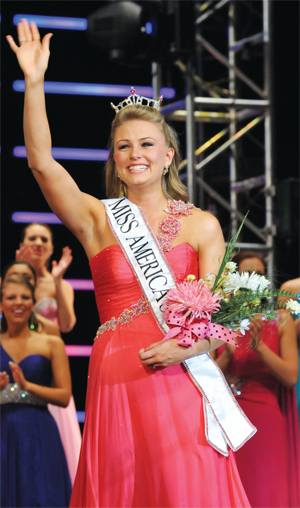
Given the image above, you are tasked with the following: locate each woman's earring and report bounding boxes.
[163,165,169,176]
[29,312,35,330]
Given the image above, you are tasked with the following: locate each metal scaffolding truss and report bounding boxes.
[159,0,274,279]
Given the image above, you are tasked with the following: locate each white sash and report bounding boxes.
[103,197,257,456]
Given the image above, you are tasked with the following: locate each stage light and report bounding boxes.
[65,280,94,290]
[65,346,92,357]
[12,212,62,224]
[13,14,87,30]
[145,22,153,35]
[12,80,175,98]
[13,146,109,161]
[87,1,165,64]
[87,1,196,64]
[76,411,86,423]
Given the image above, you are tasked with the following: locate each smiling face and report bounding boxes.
[4,263,36,287]
[113,120,174,194]
[1,282,34,326]
[21,224,54,265]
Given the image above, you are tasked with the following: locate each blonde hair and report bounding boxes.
[105,105,189,201]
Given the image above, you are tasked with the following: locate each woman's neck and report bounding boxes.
[127,189,168,217]
[3,323,32,340]
[34,263,50,278]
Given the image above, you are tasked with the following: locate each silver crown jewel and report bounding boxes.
[111,87,163,113]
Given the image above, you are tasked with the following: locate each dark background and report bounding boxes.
[1,1,299,418]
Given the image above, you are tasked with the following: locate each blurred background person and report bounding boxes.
[279,277,300,417]
[16,223,76,331]
[14,222,81,484]
[0,275,72,507]
[211,250,300,508]
[2,260,61,337]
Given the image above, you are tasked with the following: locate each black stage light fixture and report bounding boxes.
[87,1,163,64]
[87,1,195,65]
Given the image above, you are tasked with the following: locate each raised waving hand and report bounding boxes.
[6,19,52,80]
[6,19,105,257]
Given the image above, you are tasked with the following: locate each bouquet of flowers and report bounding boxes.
[162,216,300,348]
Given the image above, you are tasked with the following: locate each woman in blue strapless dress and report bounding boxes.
[0,275,72,507]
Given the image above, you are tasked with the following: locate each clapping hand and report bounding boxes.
[6,18,52,80]
[51,247,73,281]
[249,318,264,350]
[9,362,28,391]
[16,245,34,263]
[0,372,9,390]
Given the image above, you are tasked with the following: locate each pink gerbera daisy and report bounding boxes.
[162,280,223,325]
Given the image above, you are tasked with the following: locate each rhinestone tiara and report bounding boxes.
[111,87,163,114]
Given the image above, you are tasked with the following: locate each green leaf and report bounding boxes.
[212,211,249,292]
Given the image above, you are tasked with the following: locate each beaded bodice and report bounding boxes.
[157,199,194,252]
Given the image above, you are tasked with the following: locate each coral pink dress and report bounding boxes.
[70,244,251,508]
[216,320,300,508]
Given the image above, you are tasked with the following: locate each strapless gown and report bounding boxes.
[217,320,300,508]
[34,296,82,484]
[0,344,72,507]
[70,244,250,508]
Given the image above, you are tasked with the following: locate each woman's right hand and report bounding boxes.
[6,19,52,80]
[0,371,10,390]
[15,245,34,263]
[9,362,29,391]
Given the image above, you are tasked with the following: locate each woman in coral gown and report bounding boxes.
[212,251,300,508]
[7,19,254,507]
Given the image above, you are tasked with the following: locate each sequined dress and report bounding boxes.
[34,296,82,484]
[216,319,300,508]
[70,201,251,508]
[0,344,72,507]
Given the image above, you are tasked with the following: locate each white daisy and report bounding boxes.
[286,299,300,315]
[258,276,270,290]
[223,271,270,295]
[225,261,238,272]
[232,318,251,335]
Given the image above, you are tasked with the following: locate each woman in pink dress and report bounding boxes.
[14,223,81,484]
[7,19,254,507]
[212,251,300,508]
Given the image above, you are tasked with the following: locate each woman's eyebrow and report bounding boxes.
[116,137,156,143]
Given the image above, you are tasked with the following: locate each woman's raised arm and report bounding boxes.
[6,20,105,248]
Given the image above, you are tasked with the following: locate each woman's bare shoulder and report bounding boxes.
[280,277,300,293]
[36,332,66,353]
[190,208,223,235]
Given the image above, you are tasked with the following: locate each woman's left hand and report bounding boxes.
[139,338,189,368]
[51,246,73,281]
[9,362,28,390]
[249,318,264,352]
